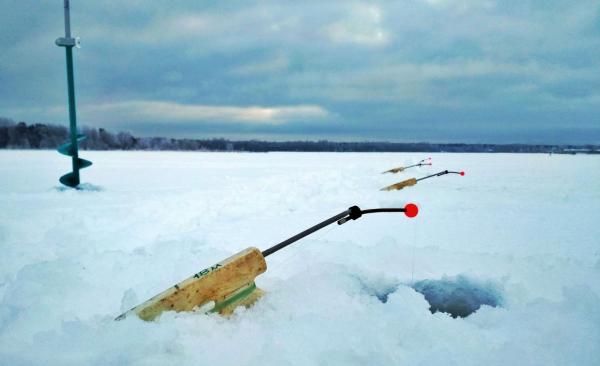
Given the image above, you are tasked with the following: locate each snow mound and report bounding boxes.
[412,275,503,317]
[54,183,104,192]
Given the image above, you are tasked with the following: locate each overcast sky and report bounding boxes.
[1,1,599,143]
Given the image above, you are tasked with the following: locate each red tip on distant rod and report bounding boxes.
[460,171,465,176]
[404,203,419,218]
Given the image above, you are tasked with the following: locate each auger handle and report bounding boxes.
[261,204,418,257]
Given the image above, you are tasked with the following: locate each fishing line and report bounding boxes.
[410,210,420,285]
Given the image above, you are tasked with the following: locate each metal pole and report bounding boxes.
[64,0,71,37]
[64,0,79,184]
[56,0,92,188]
[65,45,80,184]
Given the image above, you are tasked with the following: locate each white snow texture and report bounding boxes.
[0,151,599,365]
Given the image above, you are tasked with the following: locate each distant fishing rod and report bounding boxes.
[381,170,465,191]
[383,158,432,174]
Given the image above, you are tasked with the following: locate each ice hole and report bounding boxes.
[411,275,503,318]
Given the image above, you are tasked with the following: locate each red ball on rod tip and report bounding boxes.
[404,203,419,218]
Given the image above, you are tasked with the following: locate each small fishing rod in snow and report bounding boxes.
[381,170,465,191]
[382,158,432,174]
[117,203,419,321]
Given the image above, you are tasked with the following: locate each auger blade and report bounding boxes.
[59,172,79,188]
[57,142,75,156]
[58,135,87,156]
[381,178,417,191]
[76,157,92,169]
[57,141,92,187]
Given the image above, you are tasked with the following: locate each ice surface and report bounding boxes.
[0,151,599,365]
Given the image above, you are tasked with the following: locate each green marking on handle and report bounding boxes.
[210,282,258,314]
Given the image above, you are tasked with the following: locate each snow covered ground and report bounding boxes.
[0,151,599,365]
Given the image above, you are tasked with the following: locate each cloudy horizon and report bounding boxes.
[1,1,599,144]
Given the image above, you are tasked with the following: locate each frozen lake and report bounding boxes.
[0,151,599,365]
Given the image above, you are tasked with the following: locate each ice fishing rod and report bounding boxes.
[382,158,432,174]
[117,203,419,321]
[381,170,465,191]
[262,204,418,257]
[56,0,92,188]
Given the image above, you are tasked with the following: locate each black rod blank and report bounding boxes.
[261,209,351,257]
[261,206,409,257]
[416,170,463,182]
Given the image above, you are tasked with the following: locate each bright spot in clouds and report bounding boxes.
[78,101,330,125]
[326,4,389,46]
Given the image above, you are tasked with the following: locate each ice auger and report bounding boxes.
[381,170,464,191]
[382,158,432,174]
[116,203,419,321]
[56,0,91,188]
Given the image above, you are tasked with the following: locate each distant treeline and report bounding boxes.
[1,117,598,154]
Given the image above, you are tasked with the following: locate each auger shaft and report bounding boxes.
[56,0,91,188]
[65,46,80,183]
[64,1,71,36]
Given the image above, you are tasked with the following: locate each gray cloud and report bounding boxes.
[1,0,599,143]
